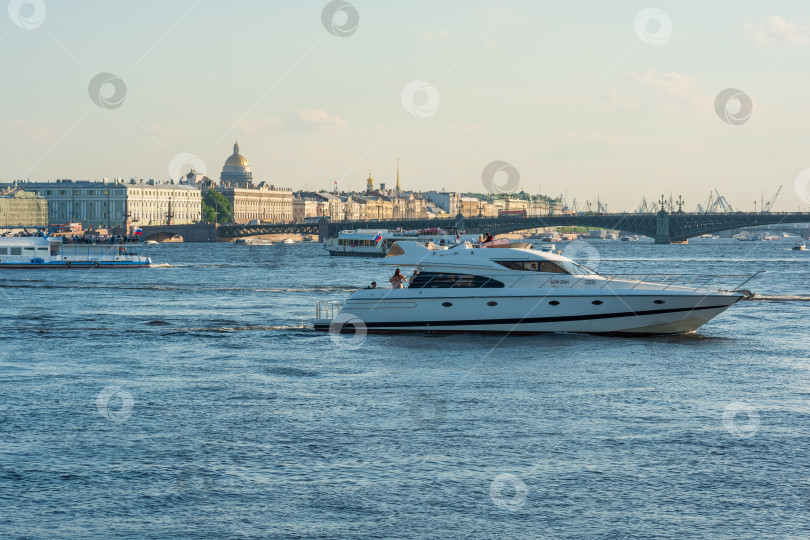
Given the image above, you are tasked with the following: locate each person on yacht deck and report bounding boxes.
[390,268,407,289]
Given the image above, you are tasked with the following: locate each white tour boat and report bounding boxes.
[323,228,480,257]
[0,228,151,269]
[314,240,756,335]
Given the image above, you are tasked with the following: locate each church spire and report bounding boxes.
[396,159,400,194]
[233,140,239,155]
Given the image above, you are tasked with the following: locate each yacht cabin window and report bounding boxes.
[409,272,505,289]
[495,260,568,274]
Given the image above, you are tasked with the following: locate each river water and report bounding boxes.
[1,238,809,539]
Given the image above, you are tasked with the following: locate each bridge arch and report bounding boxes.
[143,231,184,242]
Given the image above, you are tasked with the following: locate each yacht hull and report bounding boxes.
[314,291,742,335]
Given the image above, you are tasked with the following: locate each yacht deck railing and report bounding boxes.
[597,272,761,292]
[315,301,341,320]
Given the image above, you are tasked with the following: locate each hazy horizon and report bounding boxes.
[3,1,810,212]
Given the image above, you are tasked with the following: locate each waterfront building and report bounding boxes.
[424,191,461,216]
[1,179,202,229]
[293,192,344,221]
[391,193,428,220]
[3,179,129,228]
[126,181,202,226]
[425,202,449,219]
[354,195,394,221]
[293,197,319,223]
[218,183,293,223]
[460,196,489,217]
[0,189,48,227]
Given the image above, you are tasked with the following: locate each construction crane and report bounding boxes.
[557,193,569,213]
[696,191,715,213]
[711,189,735,213]
[635,196,654,214]
[763,185,782,213]
[597,199,608,214]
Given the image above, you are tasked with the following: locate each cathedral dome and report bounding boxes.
[225,153,249,168]
[221,141,253,186]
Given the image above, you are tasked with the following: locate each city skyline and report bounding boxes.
[3,1,810,212]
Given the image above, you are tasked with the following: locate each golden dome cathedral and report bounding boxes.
[221,140,253,186]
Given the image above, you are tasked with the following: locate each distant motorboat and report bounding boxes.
[619,235,633,242]
[793,241,806,251]
[282,238,295,244]
[145,240,158,245]
[235,238,273,245]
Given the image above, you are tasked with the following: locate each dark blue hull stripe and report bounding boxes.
[314,303,733,330]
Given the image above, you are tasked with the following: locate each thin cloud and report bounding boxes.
[229,117,285,134]
[630,69,711,112]
[743,15,807,46]
[0,118,57,143]
[298,109,348,130]
[419,30,449,42]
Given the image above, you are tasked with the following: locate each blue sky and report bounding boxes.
[2,0,810,211]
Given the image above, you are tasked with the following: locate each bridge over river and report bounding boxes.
[217,210,810,244]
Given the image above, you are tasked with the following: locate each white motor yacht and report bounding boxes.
[314,240,756,335]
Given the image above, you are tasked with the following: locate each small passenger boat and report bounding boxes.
[0,228,151,268]
[793,241,806,251]
[235,238,273,245]
[323,229,480,257]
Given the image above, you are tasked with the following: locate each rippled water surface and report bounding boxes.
[2,239,809,539]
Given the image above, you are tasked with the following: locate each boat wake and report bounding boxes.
[162,324,313,333]
[746,294,810,302]
[0,283,356,293]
